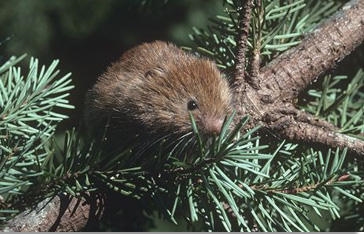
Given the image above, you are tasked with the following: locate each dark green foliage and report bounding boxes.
[188,0,342,75]
[0,56,74,220]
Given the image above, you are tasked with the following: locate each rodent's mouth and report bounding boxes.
[200,117,224,137]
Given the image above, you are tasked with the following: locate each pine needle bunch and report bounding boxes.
[301,69,364,231]
[0,56,74,220]
[180,0,364,231]
[40,113,275,231]
[36,114,361,231]
[304,70,364,138]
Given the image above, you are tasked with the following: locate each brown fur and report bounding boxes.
[85,41,232,143]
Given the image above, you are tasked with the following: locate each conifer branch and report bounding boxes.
[258,0,364,101]
[232,0,364,155]
[269,114,364,155]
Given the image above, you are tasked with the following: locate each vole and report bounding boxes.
[84,41,232,154]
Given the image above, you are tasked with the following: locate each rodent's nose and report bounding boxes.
[204,118,224,136]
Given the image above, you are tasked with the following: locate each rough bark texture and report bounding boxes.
[259,0,364,101]
[2,0,364,231]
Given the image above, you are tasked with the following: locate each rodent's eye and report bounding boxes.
[187,100,198,111]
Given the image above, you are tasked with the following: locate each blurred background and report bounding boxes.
[0,0,223,131]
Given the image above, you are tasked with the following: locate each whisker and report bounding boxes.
[133,132,174,158]
[166,132,194,158]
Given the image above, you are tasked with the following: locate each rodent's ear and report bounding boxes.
[144,66,165,79]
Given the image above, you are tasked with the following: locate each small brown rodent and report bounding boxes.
[84,41,231,151]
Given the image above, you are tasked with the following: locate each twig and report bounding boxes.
[251,173,351,194]
[248,0,262,88]
[234,0,254,89]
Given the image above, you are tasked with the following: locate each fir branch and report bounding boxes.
[0,56,74,220]
[229,0,364,155]
[275,119,364,155]
[259,0,364,100]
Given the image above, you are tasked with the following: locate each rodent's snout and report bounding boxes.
[203,117,224,136]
